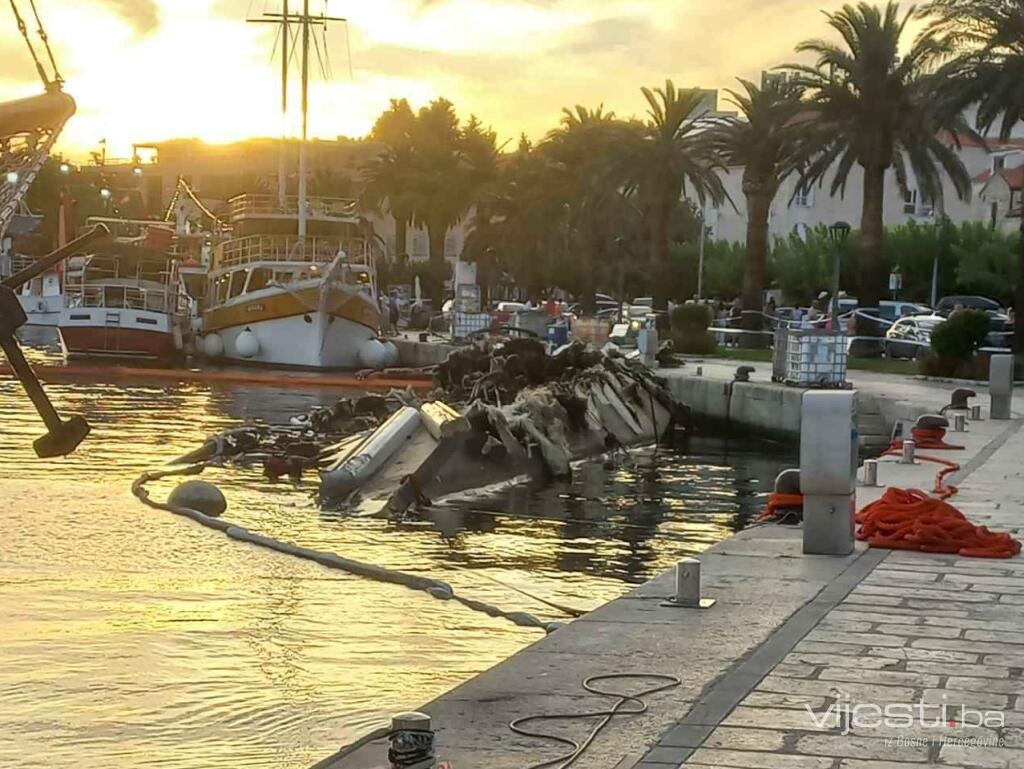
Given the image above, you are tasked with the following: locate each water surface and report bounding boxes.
[0,330,795,769]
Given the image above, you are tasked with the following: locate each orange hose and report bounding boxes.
[856,425,1021,559]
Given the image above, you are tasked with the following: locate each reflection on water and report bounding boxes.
[1,330,796,769]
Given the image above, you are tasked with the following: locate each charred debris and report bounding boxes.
[169,338,693,512]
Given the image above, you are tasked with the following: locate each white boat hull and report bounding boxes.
[18,293,64,327]
[214,311,377,369]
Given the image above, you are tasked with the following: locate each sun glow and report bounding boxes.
[0,0,857,159]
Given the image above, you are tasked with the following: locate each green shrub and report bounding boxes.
[670,303,716,354]
[930,310,989,360]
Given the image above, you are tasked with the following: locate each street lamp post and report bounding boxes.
[828,221,851,328]
[696,209,706,301]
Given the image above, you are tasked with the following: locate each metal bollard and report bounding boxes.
[388,712,435,769]
[989,353,1014,420]
[952,413,966,432]
[901,440,916,464]
[661,558,715,609]
[970,405,983,421]
[862,459,879,487]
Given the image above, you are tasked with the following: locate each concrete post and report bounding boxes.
[989,354,1014,421]
[800,391,858,556]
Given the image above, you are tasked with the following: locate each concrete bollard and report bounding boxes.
[989,354,1014,421]
[952,413,966,432]
[901,440,916,465]
[800,391,858,556]
[662,558,715,609]
[388,712,434,769]
[862,459,879,487]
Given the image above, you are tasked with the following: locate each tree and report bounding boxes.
[360,99,416,258]
[705,78,806,323]
[787,2,973,310]
[923,0,1024,355]
[407,99,497,274]
[608,82,727,309]
[542,105,626,313]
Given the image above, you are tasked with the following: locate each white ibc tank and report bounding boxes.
[358,338,389,370]
[235,328,260,359]
[202,333,224,358]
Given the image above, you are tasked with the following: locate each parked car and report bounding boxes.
[838,299,930,332]
[492,301,528,324]
[935,295,1003,317]
[885,314,946,359]
[626,296,653,320]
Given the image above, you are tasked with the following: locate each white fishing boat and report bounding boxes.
[58,240,189,361]
[197,2,384,369]
[199,194,382,368]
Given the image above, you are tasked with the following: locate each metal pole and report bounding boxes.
[297,0,310,239]
[697,211,705,301]
[831,243,841,326]
[930,254,939,308]
[278,0,288,211]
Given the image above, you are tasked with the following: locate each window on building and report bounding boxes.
[903,189,918,215]
[993,155,1007,173]
[794,185,815,208]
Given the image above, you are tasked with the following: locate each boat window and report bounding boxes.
[215,275,229,304]
[247,268,272,293]
[106,286,126,308]
[228,269,247,299]
[274,270,294,284]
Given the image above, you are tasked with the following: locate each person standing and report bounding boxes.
[388,291,401,336]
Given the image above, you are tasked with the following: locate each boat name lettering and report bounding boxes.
[247,303,265,313]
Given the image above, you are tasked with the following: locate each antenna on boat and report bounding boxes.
[248,1,346,239]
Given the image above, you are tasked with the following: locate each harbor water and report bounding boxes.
[1,331,796,769]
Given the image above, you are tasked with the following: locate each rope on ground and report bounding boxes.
[132,464,566,632]
[855,425,1021,559]
[509,673,681,769]
[756,492,804,523]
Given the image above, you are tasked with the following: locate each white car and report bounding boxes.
[885,314,946,359]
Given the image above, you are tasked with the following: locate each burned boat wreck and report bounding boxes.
[170,338,691,514]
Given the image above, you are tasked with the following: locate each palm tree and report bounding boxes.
[787,2,973,310]
[360,99,416,258]
[542,105,624,313]
[408,100,497,270]
[923,0,1024,354]
[705,78,806,323]
[609,82,727,310]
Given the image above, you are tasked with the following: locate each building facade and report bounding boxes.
[694,97,1024,242]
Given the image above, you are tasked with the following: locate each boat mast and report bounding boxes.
[298,0,310,239]
[250,2,345,238]
[279,0,288,211]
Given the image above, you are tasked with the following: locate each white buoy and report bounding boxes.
[358,338,389,370]
[202,333,224,358]
[234,328,260,359]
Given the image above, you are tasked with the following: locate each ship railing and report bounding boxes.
[227,193,359,221]
[65,284,188,315]
[213,234,373,270]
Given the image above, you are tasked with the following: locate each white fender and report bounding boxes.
[235,328,260,359]
[203,333,225,358]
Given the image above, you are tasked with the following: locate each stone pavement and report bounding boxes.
[318,373,1024,769]
[634,418,1024,769]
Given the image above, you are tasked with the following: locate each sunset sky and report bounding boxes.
[0,0,865,159]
